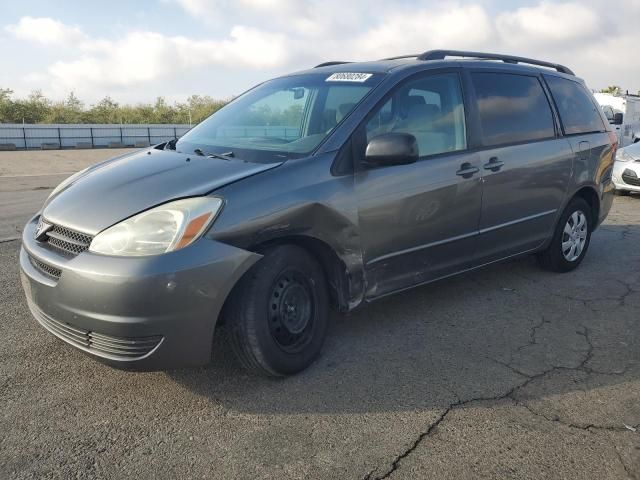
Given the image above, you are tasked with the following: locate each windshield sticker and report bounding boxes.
[326,73,373,83]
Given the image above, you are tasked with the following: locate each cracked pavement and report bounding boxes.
[1,150,639,479]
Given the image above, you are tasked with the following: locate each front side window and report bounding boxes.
[544,75,605,135]
[471,72,556,147]
[177,73,383,162]
[365,73,467,157]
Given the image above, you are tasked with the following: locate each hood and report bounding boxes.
[43,148,283,235]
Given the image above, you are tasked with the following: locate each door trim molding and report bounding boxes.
[479,209,557,234]
[367,230,479,266]
[366,209,557,267]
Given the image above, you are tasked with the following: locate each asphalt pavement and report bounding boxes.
[0,149,638,479]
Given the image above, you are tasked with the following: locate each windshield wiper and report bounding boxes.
[193,148,235,160]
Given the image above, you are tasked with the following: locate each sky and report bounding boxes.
[1,0,639,104]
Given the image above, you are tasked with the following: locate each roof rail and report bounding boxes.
[417,50,574,75]
[314,61,352,68]
[380,54,420,61]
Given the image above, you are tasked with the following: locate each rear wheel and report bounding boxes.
[225,245,329,376]
[537,197,592,273]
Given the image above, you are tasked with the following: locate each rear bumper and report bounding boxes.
[20,215,261,370]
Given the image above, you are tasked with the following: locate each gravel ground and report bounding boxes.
[0,150,638,479]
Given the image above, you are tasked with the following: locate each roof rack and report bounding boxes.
[417,50,574,75]
[380,54,421,61]
[314,61,352,68]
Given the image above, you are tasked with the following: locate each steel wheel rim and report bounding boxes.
[268,270,314,353]
[562,210,588,262]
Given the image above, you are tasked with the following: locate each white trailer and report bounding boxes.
[594,92,640,147]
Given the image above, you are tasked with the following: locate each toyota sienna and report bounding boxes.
[20,50,617,376]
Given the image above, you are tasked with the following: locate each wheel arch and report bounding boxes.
[572,185,600,228]
[542,185,602,252]
[246,235,354,313]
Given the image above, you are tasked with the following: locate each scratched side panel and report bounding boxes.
[207,152,366,309]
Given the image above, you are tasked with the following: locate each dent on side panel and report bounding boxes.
[209,154,367,311]
[255,201,366,309]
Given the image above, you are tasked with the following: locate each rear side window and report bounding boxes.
[471,72,555,147]
[544,75,605,135]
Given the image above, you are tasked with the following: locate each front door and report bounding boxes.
[354,71,483,299]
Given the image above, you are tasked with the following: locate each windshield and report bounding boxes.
[176,72,383,162]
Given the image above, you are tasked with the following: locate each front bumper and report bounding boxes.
[20,215,261,370]
[613,160,640,192]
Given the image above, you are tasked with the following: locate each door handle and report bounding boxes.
[483,157,504,172]
[456,162,480,178]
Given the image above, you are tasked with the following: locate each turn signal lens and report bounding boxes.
[175,212,215,250]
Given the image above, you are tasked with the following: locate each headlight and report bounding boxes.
[616,150,635,163]
[89,197,223,256]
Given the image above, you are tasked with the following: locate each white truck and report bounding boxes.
[594,92,640,147]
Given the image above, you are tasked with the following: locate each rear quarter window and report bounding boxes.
[544,75,605,135]
[471,72,556,147]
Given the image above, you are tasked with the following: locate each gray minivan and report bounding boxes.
[20,50,617,376]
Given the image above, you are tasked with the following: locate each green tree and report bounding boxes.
[0,88,14,123]
[177,95,227,124]
[84,97,121,123]
[0,89,229,124]
[0,88,11,102]
[6,90,51,123]
[151,97,177,123]
[601,85,622,95]
[45,92,85,123]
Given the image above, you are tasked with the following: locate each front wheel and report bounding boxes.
[537,198,592,273]
[224,245,329,376]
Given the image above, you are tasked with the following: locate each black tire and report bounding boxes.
[537,197,592,273]
[224,245,329,376]
[614,189,630,196]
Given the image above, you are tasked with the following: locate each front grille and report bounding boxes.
[29,256,61,280]
[31,304,163,361]
[37,218,93,256]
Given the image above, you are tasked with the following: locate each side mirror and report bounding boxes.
[365,133,419,167]
[613,112,624,125]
